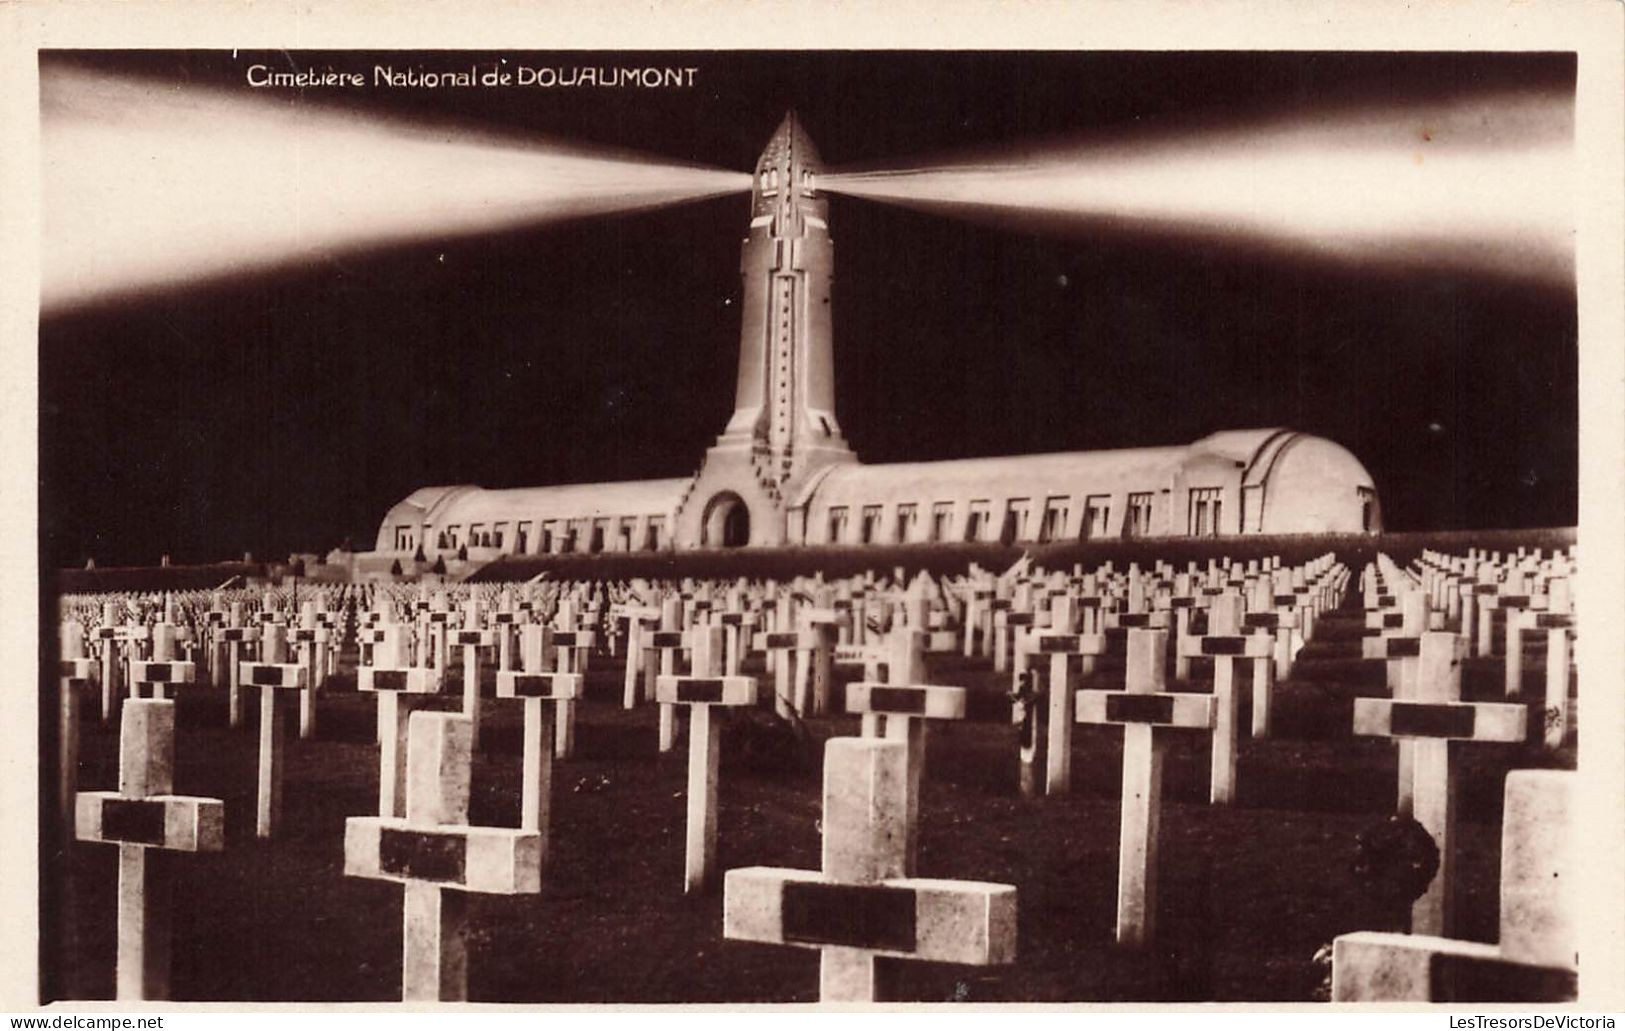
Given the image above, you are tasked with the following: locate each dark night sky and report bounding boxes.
[39,50,1577,568]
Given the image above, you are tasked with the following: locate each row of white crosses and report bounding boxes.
[1409,547,1577,749]
[1009,555,1348,800]
[1366,548,1578,751]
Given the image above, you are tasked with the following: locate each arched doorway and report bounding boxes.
[701,492,751,548]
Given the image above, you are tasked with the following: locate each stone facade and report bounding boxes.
[373,113,1381,561]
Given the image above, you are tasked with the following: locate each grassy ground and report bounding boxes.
[43,588,1575,1003]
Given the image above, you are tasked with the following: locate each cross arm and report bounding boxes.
[1361,636,1423,660]
[1352,698,1527,742]
[344,817,541,894]
[846,682,966,720]
[128,661,196,684]
[1332,931,1575,1002]
[655,675,758,706]
[1034,633,1109,656]
[76,791,224,851]
[723,867,1017,966]
[754,630,820,652]
[1113,612,1170,630]
[550,630,597,648]
[1076,691,1215,728]
[95,626,149,641]
[360,667,443,694]
[240,662,309,689]
[496,671,585,700]
[1243,612,1297,630]
[1365,611,1408,629]
[1177,634,1273,659]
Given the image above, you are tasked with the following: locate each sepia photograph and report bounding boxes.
[9,3,1624,1013]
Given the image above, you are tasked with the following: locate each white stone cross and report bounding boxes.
[127,646,196,702]
[1239,608,1292,737]
[146,598,193,677]
[845,680,966,874]
[755,626,814,718]
[992,604,1035,674]
[216,604,259,728]
[1332,769,1575,1002]
[1078,628,1216,946]
[76,698,224,1000]
[1157,583,1199,680]
[724,737,1016,1002]
[287,601,331,739]
[1028,621,1109,796]
[92,602,148,722]
[358,629,444,820]
[1176,593,1269,804]
[653,596,687,752]
[447,598,494,749]
[494,656,581,841]
[238,655,308,838]
[1361,590,1433,815]
[1352,631,1526,936]
[716,609,748,675]
[794,606,840,716]
[962,585,994,658]
[529,624,589,757]
[618,605,662,709]
[655,626,757,894]
[492,588,520,672]
[344,712,542,1001]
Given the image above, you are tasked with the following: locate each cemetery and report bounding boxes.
[43,539,1579,1003]
[36,58,1591,1008]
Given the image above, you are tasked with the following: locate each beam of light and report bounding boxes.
[820,91,1574,286]
[41,66,752,312]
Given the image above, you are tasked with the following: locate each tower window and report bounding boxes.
[827,506,850,544]
[1004,498,1033,541]
[1039,497,1068,543]
[1188,487,1223,537]
[1125,493,1154,537]
[895,503,918,544]
[860,505,882,544]
[931,502,953,543]
[1081,495,1111,540]
[965,500,991,542]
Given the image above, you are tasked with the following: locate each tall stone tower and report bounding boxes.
[673,112,856,548]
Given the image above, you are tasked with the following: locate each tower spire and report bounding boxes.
[674,113,854,549]
[718,110,849,484]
